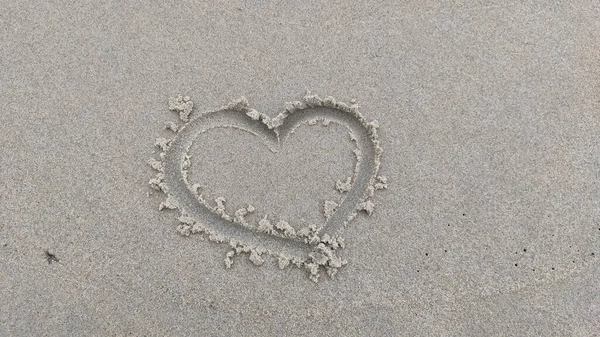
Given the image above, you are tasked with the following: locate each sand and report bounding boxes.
[1,1,599,336]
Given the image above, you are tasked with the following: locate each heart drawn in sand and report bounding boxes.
[149,93,386,282]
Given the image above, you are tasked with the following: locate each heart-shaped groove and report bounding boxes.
[149,93,386,282]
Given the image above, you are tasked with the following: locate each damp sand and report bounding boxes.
[2,2,600,336]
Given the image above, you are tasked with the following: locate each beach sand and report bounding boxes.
[1,1,599,335]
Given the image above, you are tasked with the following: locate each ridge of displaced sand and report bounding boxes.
[149,93,386,282]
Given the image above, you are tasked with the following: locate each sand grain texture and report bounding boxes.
[1,1,599,336]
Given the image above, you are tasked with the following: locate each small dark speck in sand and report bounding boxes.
[44,250,59,264]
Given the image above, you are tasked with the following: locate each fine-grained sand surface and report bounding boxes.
[1,1,599,336]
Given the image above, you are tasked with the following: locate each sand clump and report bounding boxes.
[335,177,352,193]
[168,94,194,122]
[323,200,339,219]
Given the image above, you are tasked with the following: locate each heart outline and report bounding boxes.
[150,93,384,281]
